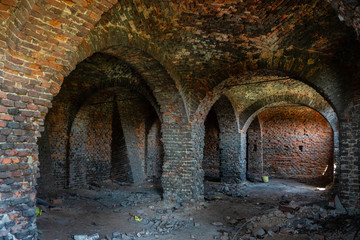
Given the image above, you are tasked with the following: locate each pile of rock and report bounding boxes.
[73,215,189,240]
[129,214,189,236]
[230,200,347,239]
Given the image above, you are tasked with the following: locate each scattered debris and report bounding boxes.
[37,179,360,240]
[228,200,360,240]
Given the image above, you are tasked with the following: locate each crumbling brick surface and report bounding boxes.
[339,92,360,214]
[0,0,360,238]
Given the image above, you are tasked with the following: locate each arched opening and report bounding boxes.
[246,105,334,187]
[64,87,163,188]
[203,108,221,182]
[37,52,164,191]
[36,53,166,238]
[39,87,164,187]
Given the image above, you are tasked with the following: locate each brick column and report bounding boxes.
[214,96,244,183]
[161,122,204,205]
[246,116,263,181]
[339,93,360,214]
[117,99,146,183]
[0,91,50,239]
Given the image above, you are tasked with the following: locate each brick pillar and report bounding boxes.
[246,116,263,181]
[161,121,204,205]
[68,106,90,188]
[117,99,146,183]
[0,92,50,239]
[339,93,360,214]
[214,96,244,183]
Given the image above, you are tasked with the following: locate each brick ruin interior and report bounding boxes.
[0,0,360,239]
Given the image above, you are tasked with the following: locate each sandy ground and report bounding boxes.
[36,179,352,240]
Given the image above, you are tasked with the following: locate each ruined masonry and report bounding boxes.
[0,0,360,239]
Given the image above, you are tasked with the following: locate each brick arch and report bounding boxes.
[2,0,195,228]
[245,104,336,185]
[237,93,339,160]
[192,71,341,190]
[241,99,339,184]
[44,31,195,205]
[42,2,190,119]
[1,0,189,120]
[194,69,341,123]
[64,52,163,122]
[1,0,119,100]
[239,94,338,133]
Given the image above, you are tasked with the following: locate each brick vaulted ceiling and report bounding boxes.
[1,0,359,119]
[1,1,360,237]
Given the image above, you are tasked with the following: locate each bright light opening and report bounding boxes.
[322,165,328,175]
[316,187,326,191]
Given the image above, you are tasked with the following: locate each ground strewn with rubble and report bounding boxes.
[36,179,359,240]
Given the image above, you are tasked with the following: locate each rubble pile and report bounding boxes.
[130,216,189,236]
[229,200,359,240]
[72,212,190,240]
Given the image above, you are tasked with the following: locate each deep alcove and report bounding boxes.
[247,105,334,186]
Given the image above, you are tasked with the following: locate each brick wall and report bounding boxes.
[339,92,360,214]
[84,102,113,184]
[0,0,360,238]
[68,103,92,187]
[111,100,131,182]
[145,116,163,180]
[258,106,334,185]
[38,101,74,188]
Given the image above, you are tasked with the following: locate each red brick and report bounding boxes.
[0,121,7,128]
[1,158,11,164]
[49,19,62,28]
[0,106,7,113]
[1,0,17,7]
[0,4,10,11]
[0,114,13,121]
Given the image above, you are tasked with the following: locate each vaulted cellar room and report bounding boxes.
[1,0,360,239]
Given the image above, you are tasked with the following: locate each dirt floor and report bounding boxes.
[36,179,360,240]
